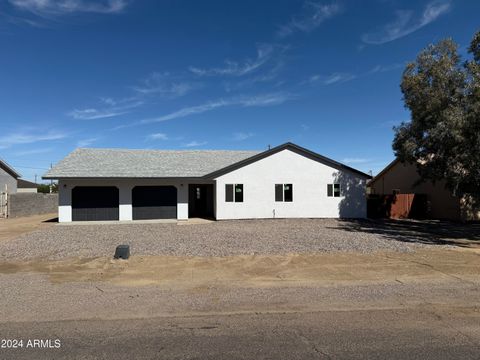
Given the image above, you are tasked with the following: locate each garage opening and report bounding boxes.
[132,186,177,220]
[72,186,119,221]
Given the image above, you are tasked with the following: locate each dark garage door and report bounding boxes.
[132,186,177,220]
[72,186,119,221]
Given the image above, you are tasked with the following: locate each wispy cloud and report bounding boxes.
[138,92,293,125]
[69,72,197,121]
[14,147,53,156]
[368,63,404,74]
[306,62,404,86]
[308,72,357,85]
[0,130,67,149]
[147,133,168,141]
[361,1,451,45]
[133,72,197,98]
[183,140,207,148]
[277,1,341,38]
[0,11,45,27]
[9,0,128,16]
[342,158,372,164]
[189,44,276,77]
[68,108,127,120]
[76,137,99,147]
[233,132,255,141]
[68,98,143,120]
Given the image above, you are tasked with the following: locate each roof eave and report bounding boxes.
[0,158,21,178]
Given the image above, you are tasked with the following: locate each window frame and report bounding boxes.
[225,183,243,203]
[327,183,341,198]
[234,184,244,203]
[275,183,293,202]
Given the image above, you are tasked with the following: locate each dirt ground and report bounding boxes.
[1,247,478,289]
[0,213,57,242]
[1,218,479,358]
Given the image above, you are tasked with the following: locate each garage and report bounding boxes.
[72,186,119,221]
[132,186,177,220]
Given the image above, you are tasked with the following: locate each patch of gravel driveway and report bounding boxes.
[0,219,443,261]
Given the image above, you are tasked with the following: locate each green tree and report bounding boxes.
[393,30,480,201]
[37,183,58,194]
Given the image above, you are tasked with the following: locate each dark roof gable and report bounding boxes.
[204,142,372,179]
[368,158,400,186]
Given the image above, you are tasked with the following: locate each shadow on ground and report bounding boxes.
[331,219,480,248]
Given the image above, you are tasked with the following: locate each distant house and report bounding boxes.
[369,159,479,221]
[0,157,20,194]
[17,179,38,193]
[43,142,371,223]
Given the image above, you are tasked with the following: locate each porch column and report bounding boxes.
[58,180,72,222]
[177,183,188,220]
[119,184,133,221]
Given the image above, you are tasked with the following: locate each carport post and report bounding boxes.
[119,184,133,221]
[177,183,188,220]
[58,180,72,222]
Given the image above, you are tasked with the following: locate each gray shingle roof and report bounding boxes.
[43,148,261,179]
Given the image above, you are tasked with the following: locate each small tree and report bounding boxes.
[393,30,480,202]
[37,183,58,194]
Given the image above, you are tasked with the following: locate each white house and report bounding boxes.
[43,143,371,222]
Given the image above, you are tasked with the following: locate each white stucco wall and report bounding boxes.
[0,166,17,194]
[58,178,192,222]
[214,149,367,219]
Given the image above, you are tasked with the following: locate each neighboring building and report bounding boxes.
[43,143,371,223]
[17,179,38,193]
[369,159,479,221]
[0,157,20,194]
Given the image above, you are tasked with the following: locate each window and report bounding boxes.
[225,184,243,202]
[235,184,243,202]
[225,184,233,202]
[275,184,293,202]
[275,184,283,202]
[327,184,341,197]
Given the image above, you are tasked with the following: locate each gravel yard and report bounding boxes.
[0,218,450,261]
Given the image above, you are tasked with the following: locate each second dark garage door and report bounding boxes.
[132,186,177,220]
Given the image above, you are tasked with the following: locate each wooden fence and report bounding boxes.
[367,194,428,219]
[0,192,6,218]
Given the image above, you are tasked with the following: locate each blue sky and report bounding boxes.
[0,0,479,182]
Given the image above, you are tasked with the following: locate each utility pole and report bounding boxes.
[34,174,37,184]
[50,163,53,193]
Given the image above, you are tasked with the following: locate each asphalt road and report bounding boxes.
[1,305,480,360]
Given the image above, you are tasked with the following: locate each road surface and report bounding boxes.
[1,304,480,359]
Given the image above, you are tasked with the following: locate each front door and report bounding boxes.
[188,184,214,218]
